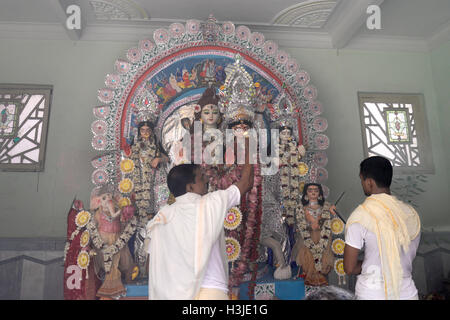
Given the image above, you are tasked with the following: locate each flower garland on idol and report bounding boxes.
[279,136,302,223]
[86,215,138,273]
[297,202,332,272]
[63,210,91,264]
[128,136,159,226]
[209,163,263,291]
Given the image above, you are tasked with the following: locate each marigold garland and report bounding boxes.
[64,209,92,264]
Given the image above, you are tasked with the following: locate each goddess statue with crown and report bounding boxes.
[199,55,291,296]
[121,94,170,279]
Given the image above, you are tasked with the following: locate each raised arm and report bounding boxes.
[234,137,254,198]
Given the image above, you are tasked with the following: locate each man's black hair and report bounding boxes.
[167,164,199,197]
[359,156,393,188]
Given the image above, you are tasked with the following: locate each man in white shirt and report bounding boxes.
[344,156,421,300]
[145,140,254,300]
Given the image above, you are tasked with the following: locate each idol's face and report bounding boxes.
[306,185,320,202]
[232,123,250,137]
[140,125,152,140]
[201,104,220,126]
[280,128,292,142]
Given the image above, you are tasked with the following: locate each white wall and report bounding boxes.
[0,37,449,237]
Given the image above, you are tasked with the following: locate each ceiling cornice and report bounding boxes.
[0,19,444,53]
[428,20,450,51]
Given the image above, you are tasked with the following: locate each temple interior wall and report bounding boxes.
[0,37,449,299]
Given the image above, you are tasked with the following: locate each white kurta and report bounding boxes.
[146,185,240,300]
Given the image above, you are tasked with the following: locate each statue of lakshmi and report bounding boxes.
[123,102,169,279]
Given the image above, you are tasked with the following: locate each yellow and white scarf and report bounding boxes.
[346,193,421,300]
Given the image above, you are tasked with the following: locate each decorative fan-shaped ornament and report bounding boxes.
[127,47,142,64]
[296,70,310,87]
[77,250,90,270]
[225,237,241,262]
[120,158,134,174]
[298,162,309,177]
[334,258,346,285]
[154,28,169,45]
[287,59,299,73]
[310,101,323,116]
[263,40,278,56]
[222,21,235,35]
[186,19,201,34]
[314,134,329,150]
[75,211,91,228]
[139,39,154,52]
[332,238,345,256]
[97,89,114,104]
[236,25,251,41]
[313,117,328,132]
[277,50,289,64]
[93,105,110,119]
[91,120,107,136]
[118,197,131,209]
[303,85,318,101]
[169,23,185,38]
[92,168,108,185]
[331,217,344,235]
[105,74,120,89]
[250,32,265,47]
[91,155,107,169]
[334,258,345,276]
[80,230,90,248]
[92,135,107,150]
[119,178,133,194]
[316,167,328,183]
[224,207,242,231]
[115,59,131,74]
[313,152,328,167]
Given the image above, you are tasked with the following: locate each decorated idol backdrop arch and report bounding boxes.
[91,15,330,197]
[73,15,343,299]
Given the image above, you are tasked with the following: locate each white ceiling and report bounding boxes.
[0,0,449,51]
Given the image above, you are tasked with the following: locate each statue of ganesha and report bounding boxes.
[89,185,138,299]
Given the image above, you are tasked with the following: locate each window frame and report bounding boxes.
[357,92,434,175]
[0,84,53,172]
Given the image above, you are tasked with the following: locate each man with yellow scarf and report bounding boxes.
[344,156,421,300]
